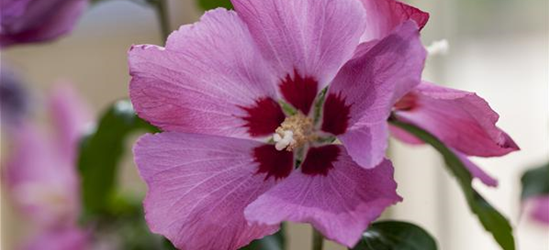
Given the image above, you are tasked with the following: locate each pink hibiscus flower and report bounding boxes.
[129,0,427,248]
[0,0,87,48]
[3,85,92,249]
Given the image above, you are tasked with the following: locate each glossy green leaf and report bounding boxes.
[197,0,233,10]
[521,162,549,200]
[350,220,437,250]
[390,119,515,250]
[239,226,285,250]
[78,100,158,217]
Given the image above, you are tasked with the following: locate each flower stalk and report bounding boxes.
[153,0,171,41]
[312,228,324,250]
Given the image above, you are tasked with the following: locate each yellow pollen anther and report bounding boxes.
[274,113,316,151]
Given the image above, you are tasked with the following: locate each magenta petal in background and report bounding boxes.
[129,9,281,139]
[3,85,89,228]
[134,132,281,250]
[232,0,366,87]
[244,147,401,248]
[323,21,426,169]
[0,0,87,48]
[530,196,549,225]
[359,0,429,42]
[394,82,519,157]
[4,124,79,227]
[49,84,92,162]
[23,226,89,250]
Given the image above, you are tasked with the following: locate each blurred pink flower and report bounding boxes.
[3,84,92,249]
[22,226,90,250]
[0,0,87,48]
[129,0,428,248]
[529,196,549,225]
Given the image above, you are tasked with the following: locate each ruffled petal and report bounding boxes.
[244,145,401,247]
[232,0,366,114]
[134,132,290,249]
[322,21,426,168]
[129,9,283,138]
[359,0,429,42]
[393,82,519,157]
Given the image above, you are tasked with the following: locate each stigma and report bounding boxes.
[273,112,316,151]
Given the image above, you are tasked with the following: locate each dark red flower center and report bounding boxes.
[321,92,351,135]
[240,97,286,137]
[279,69,318,115]
[253,145,294,180]
[301,145,341,176]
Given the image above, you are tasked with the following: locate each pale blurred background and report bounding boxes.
[1,0,548,249]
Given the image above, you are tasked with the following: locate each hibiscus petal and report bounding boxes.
[393,82,519,157]
[337,122,389,169]
[455,150,498,187]
[244,145,401,247]
[134,132,290,249]
[390,125,499,187]
[232,0,366,114]
[359,0,429,42]
[322,21,426,168]
[389,124,424,145]
[49,84,92,162]
[129,9,283,138]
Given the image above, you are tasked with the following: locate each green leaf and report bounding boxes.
[350,220,437,250]
[78,100,158,217]
[239,226,285,250]
[521,162,549,200]
[389,119,515,250]
[197,0,233,10]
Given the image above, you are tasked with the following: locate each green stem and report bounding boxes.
[153,0,171,41]
[312,228,324,250]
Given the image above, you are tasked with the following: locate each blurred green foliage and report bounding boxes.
[350,220,438,250]
[197,0,234,10]
[240,226,285,250]
[521,162,549,200]
[78,99,158,217]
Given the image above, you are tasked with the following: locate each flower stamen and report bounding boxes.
[274,112,316,151]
